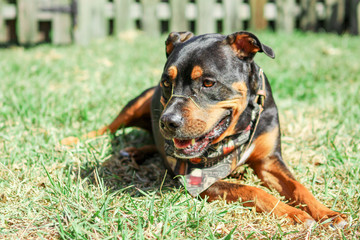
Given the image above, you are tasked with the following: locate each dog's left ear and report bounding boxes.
[165,31,194,57]
[226,31,275,60]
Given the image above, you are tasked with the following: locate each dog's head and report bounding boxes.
[159,31,274,158]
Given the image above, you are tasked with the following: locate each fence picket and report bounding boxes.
[348,0,359,35]
[358,1,360,35]
[0,0,6,42]
[74,0,91,45]
[276,0,295,33]
[114,0,134,34]
[92,0,108,39]
[250,0,268,30]
[325,0,345,33]
[197,0,216,34]
[0,0,358,45]
[142,0,160,37]
[17,0,38,44]
[52,0,72,44]
[300,0,317,31]
[223,0,241,33]
[325,0,334,32]
[170,0,188,32]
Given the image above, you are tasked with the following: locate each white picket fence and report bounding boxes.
[0,0,358,45]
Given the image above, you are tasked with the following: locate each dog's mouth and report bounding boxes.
[173,113,232,158]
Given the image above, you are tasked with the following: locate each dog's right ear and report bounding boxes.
[165,32,194,57]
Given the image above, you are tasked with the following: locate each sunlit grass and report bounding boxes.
[0,31,359,239]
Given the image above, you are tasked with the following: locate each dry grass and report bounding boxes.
[0,31,359,239]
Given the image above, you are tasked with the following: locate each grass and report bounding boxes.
[0,30,359,239]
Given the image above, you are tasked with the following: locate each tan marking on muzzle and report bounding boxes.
[181,107,207,136]
[232,81,247,94]
[211,82,248,144]
[174,81,247,140]
[180,100,228,137]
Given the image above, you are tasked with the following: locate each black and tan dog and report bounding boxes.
[64,31,347,226]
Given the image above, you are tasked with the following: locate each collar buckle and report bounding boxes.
[254,68,266,107]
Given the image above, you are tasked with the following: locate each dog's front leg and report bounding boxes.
[248,155,347,227]
[200,180,314,225]
[61,87,156,145]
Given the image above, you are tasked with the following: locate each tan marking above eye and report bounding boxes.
[168,66,178,80]
[191,65,203,79]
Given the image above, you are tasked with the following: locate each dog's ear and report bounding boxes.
[165,31,194,57]
[226,31,275,60]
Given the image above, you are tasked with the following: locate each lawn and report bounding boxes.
[0,31,359,239]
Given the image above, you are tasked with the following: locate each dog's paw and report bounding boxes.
[320,211,348,229]
[332,218,348,229]
[121,147,147,166]
[286,209,315,225]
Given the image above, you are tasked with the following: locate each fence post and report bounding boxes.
[170,0,187,32]
[114,0,134,34]
[348,0,359,34]
[52,0,72,44]
[74,0,91,45]
[358,1,360,34]
[300,0,317,31]
[17,0,38,45]
[75,0,107,45]
[141,0,160,37]
[223,0,241,33]
[197,0,216,34]
[325,0,345,33]
[250,0,268,30]
[0,0,6,42]
[92,0,107,39]
[276,0,295,33]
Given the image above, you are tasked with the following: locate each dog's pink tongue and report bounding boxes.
[173,138,192,149]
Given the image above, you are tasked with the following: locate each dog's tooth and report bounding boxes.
[192,139,196,145]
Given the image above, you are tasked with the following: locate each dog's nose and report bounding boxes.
[160,114,183,132]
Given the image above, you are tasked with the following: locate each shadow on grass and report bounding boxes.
[78,129,179,196]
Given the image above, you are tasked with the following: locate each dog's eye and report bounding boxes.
[203,79,215,88]
[162,79,171,88]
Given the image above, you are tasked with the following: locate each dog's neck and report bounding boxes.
[235,62,264,132]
